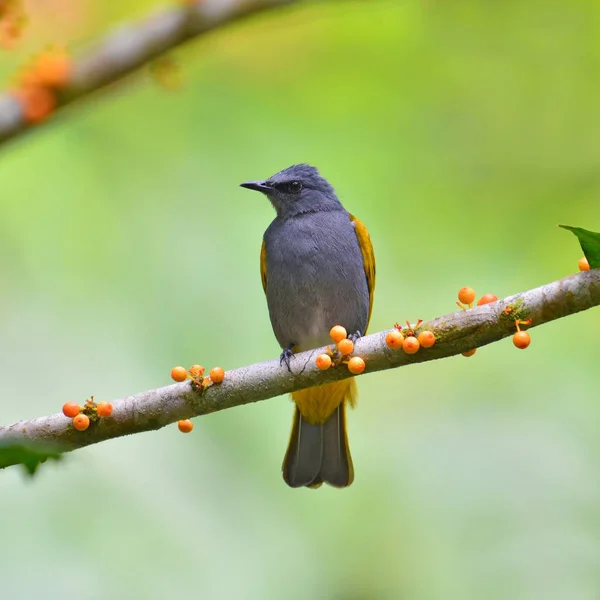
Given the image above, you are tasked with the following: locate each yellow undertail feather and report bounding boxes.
[291,379,357,425]
[282,380,356,488]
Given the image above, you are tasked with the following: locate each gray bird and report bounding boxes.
[241,164,375,488]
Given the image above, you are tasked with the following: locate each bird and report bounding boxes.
[240,164,375,488]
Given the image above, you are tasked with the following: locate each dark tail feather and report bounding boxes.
[320,402,354,487]
[282,403,354,488]
[282,407,322,488]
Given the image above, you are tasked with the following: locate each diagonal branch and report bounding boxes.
[0,0,300,146]
[1,269,598,469]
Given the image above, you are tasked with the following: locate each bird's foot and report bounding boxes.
[280,344,296,372]
[348,330,363,344]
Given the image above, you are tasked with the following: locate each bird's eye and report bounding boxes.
[287,181,303,194]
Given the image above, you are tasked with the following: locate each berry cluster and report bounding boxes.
[62,396,113,432]
[455,287,532,355]
[457,287,497,356]
[171,364,225,387]
[10,47,71,123]
[170,364,225,434]
[385,320,436,355]
[315,326,366,375]
[0,1,27,49]
[456,287,498,310]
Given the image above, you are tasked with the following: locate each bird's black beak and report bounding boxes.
[240,180,272,194]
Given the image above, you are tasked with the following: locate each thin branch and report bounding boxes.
[0,0,300,146]
[1,270,598,468]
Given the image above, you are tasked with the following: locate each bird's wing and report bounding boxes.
[260,239,268,293]
[349,213,376,330]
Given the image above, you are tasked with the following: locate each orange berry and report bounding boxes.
[477,294,498,306]
[0,14,25,49]
[33,50,71,88]
[347,356,365,374]
[62,402,81,418]
[458,287,476,305]
[315,353,332,370]
[403,336,420,354]
[578,257,590,271]
[385,329,404,349]
[12,85,56,123]
[209,366,225,384]
[189,364,205,377]
[417,330,436,348]
[72,413,90,431]
[337,338,354,355]
[17,67,42,88]
[177,419,194,433]
[462,349,477,357]
[171,366,188,382]
[513,331,531,349]
[329,325,347,344]
[96,402,113,418]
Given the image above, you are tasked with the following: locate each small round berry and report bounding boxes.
[171,366,188,382]
[96,402,113,418]
[347,356,365,374]
[209,367,225,384]
[13,85,56,123]
[34,50,71,88]
[477,294,498,306]
[62,402,81,418]
[513,331,531,349]
[178,419,194,433]
[578,257,590,272]
[417,330,436,348]
[403,336,420,354]
[458,287,476,305]
[0,18,22,49]
[72,413,90,431]
[329,325,347,344]
[385,329,404,349]
[462,349,477,357]
[315,354,332,370]
[189,364,205,378]
[337,338,354,355]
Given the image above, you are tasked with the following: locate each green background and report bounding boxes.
[1,0,599,598]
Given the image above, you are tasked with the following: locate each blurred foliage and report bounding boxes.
[560,225,600,268]
[0,0,600,599]
[0,441,63,475]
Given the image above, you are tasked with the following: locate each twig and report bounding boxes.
[0,0,299,145]
[0,269,598,469]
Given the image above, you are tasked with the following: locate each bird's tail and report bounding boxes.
[282,379,356,488]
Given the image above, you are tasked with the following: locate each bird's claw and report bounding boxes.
[280,345,295,372]
[348,330,363,344]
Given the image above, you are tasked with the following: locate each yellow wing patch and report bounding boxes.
[349,213,376,330]
[260,239,268,294]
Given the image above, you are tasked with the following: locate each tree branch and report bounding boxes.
[1,270,598,468]
[0,0,300,146]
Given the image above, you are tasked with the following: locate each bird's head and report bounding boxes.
[240,164,342,219]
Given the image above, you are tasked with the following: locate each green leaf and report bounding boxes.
[0,441,63,477]
[559,225,600,269]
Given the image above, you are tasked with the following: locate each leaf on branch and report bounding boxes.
[559,225,600,269]
[0,441,62,476]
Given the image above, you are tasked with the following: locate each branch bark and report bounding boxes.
[0,0,300,146]
[1,270,598,468]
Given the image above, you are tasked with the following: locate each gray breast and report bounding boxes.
[263,210,370,350]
